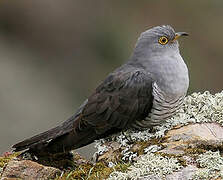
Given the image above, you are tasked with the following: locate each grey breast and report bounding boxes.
[132,82,186,129]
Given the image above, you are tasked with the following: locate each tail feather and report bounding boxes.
[12,113,78,152]
[12,100,95,154]
[12,126,64,151]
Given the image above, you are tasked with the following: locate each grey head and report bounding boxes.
[131,25,189,96]
[134,25,188,57]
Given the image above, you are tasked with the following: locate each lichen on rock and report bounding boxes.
[95,91,223,179]
[108,152,182,179]
[193,151,223,180]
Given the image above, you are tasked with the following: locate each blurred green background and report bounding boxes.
[0,0,223,154]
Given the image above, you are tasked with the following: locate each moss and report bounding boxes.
[15,151,77,170]
[0,152,20,168]
[184,147,206,155]
[132,138,165,156]
[196,143,223,153]
[56,161,130,180]
[35,152,77,170]
[155,147,208,167]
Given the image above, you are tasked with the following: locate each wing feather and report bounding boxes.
[76,68,153,134]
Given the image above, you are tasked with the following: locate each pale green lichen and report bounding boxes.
[197,151,223,171]
[108,153,182,180]
[144,144,162,153]
[192,169,212,180]
[170,91,223,125]
[193,151,223,180]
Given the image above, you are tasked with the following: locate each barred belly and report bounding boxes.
[133,83,185,129]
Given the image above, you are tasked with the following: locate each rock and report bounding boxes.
[95,141,122,162]
[166,123,223,142]
[161,122,223,154]
[137,166,198,180]
[165,165,198,180]
[1,160,61,180]
[72,151,89,165]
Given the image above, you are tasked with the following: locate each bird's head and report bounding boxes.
[134,25,188,58]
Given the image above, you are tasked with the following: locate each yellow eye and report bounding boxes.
[158,36,168,45]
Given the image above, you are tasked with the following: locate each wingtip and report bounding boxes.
[11,139,33,152]
[11,143,25,152]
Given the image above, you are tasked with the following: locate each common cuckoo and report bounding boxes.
[13,25,189,155]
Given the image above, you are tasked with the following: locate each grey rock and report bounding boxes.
[166,165,198,180]
[1,160,61,180]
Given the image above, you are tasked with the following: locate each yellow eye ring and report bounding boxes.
[158,36,168,45]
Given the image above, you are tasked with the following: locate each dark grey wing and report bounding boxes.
[13,68,153,154]
[78,68,153,135]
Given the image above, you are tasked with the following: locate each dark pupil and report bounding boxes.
[162,38,166,43]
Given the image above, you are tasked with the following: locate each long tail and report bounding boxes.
[12,100,97,154]
[12,115,76,153]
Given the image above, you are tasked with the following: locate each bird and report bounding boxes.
[12,25,189,156]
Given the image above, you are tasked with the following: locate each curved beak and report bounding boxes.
[173,32,189,41]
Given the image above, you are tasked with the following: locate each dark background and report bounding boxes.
[0,0,223,154]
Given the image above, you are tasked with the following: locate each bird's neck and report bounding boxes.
[129,53,189,96]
